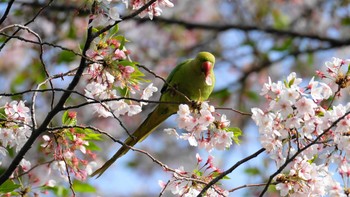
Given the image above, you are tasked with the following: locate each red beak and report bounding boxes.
[202,61,212,77]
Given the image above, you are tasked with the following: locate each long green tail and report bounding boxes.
[92,104,174,177]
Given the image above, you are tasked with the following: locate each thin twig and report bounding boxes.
[215,107,252,116]
[0,0,54,51]
[197,148,266,196]
[0,32,94,61]
[229,183,268,192]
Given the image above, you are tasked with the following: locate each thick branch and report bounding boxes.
[0,7,94,186]
[135,17,350,45]
[16,2,349,46]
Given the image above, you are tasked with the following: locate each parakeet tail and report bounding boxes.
[92,104,174,178]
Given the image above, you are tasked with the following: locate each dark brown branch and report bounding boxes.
[197,148,266,196]
[135,17,350,45]
[0,0,15,25]
[0,33,88,59]
[15,0,84,14]
[12,1,350,46]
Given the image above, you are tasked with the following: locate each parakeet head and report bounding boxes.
[196,52,215,85]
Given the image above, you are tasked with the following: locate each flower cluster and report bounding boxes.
[165,102,240,152]
[252,57,350,196]
[159,154,229,197]
[37,110,99,190]
[90,1,121,27]
[275,156,331,196]
[0,100,32,165]
[132,0,175,19]
[85,34,158,118]
[40,132,97,181]
[92,0,174,26]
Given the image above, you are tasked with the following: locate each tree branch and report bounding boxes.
[0,0,15,25]
[135,17,350,45]
[197,148,266,196]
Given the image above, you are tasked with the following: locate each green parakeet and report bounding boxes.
[92,51,215,177]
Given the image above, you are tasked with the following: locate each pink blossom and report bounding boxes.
[114,49,126,60]
[5,100,30,122]
[19,159,31,172]
[295,97,317,117]
[276,182,292,196]
[309,77,332,101]
[140,83,158,106]
[127,105,142,116]
[0,128,15,148]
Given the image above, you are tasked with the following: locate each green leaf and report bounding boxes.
[245,90,260,102]
[117,60,136,67]
[85,141,101,151]
[288,77,295,87]
[272,9,289,29]
[225,127,242,144]
[307,53,314,66]
[244,167,261,176]
[75,128,102,141]
[114,35,129,50]
[211,171,230,180]
[110,24,119,37]
[271,38,293,51]
[84,133,102,141]
[308,155,317,164]
[209,88,231,105]
[61,111,77,126]
[341,17,350,25]
[0,180,20,193]
[57,50,76,63]
[72,180,96,193]
[193,169,203,177]
[117,87,129,97]
[62,111,69,125]
[0,108,6,121]
[45,185,70,197]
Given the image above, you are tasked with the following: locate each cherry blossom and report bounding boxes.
[84,36,158,118]
[253,57,350,196]
[94,0,174,22]
[140,83,158,105]
[4,100,30,122]
[159,154,228,197]
[165,102,236,151]
[19,159,31,172]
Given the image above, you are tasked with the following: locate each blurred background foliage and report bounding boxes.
[1,0,350,196]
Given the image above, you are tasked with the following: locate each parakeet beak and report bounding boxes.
[202,61,213,86]
[202,61,212,78]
